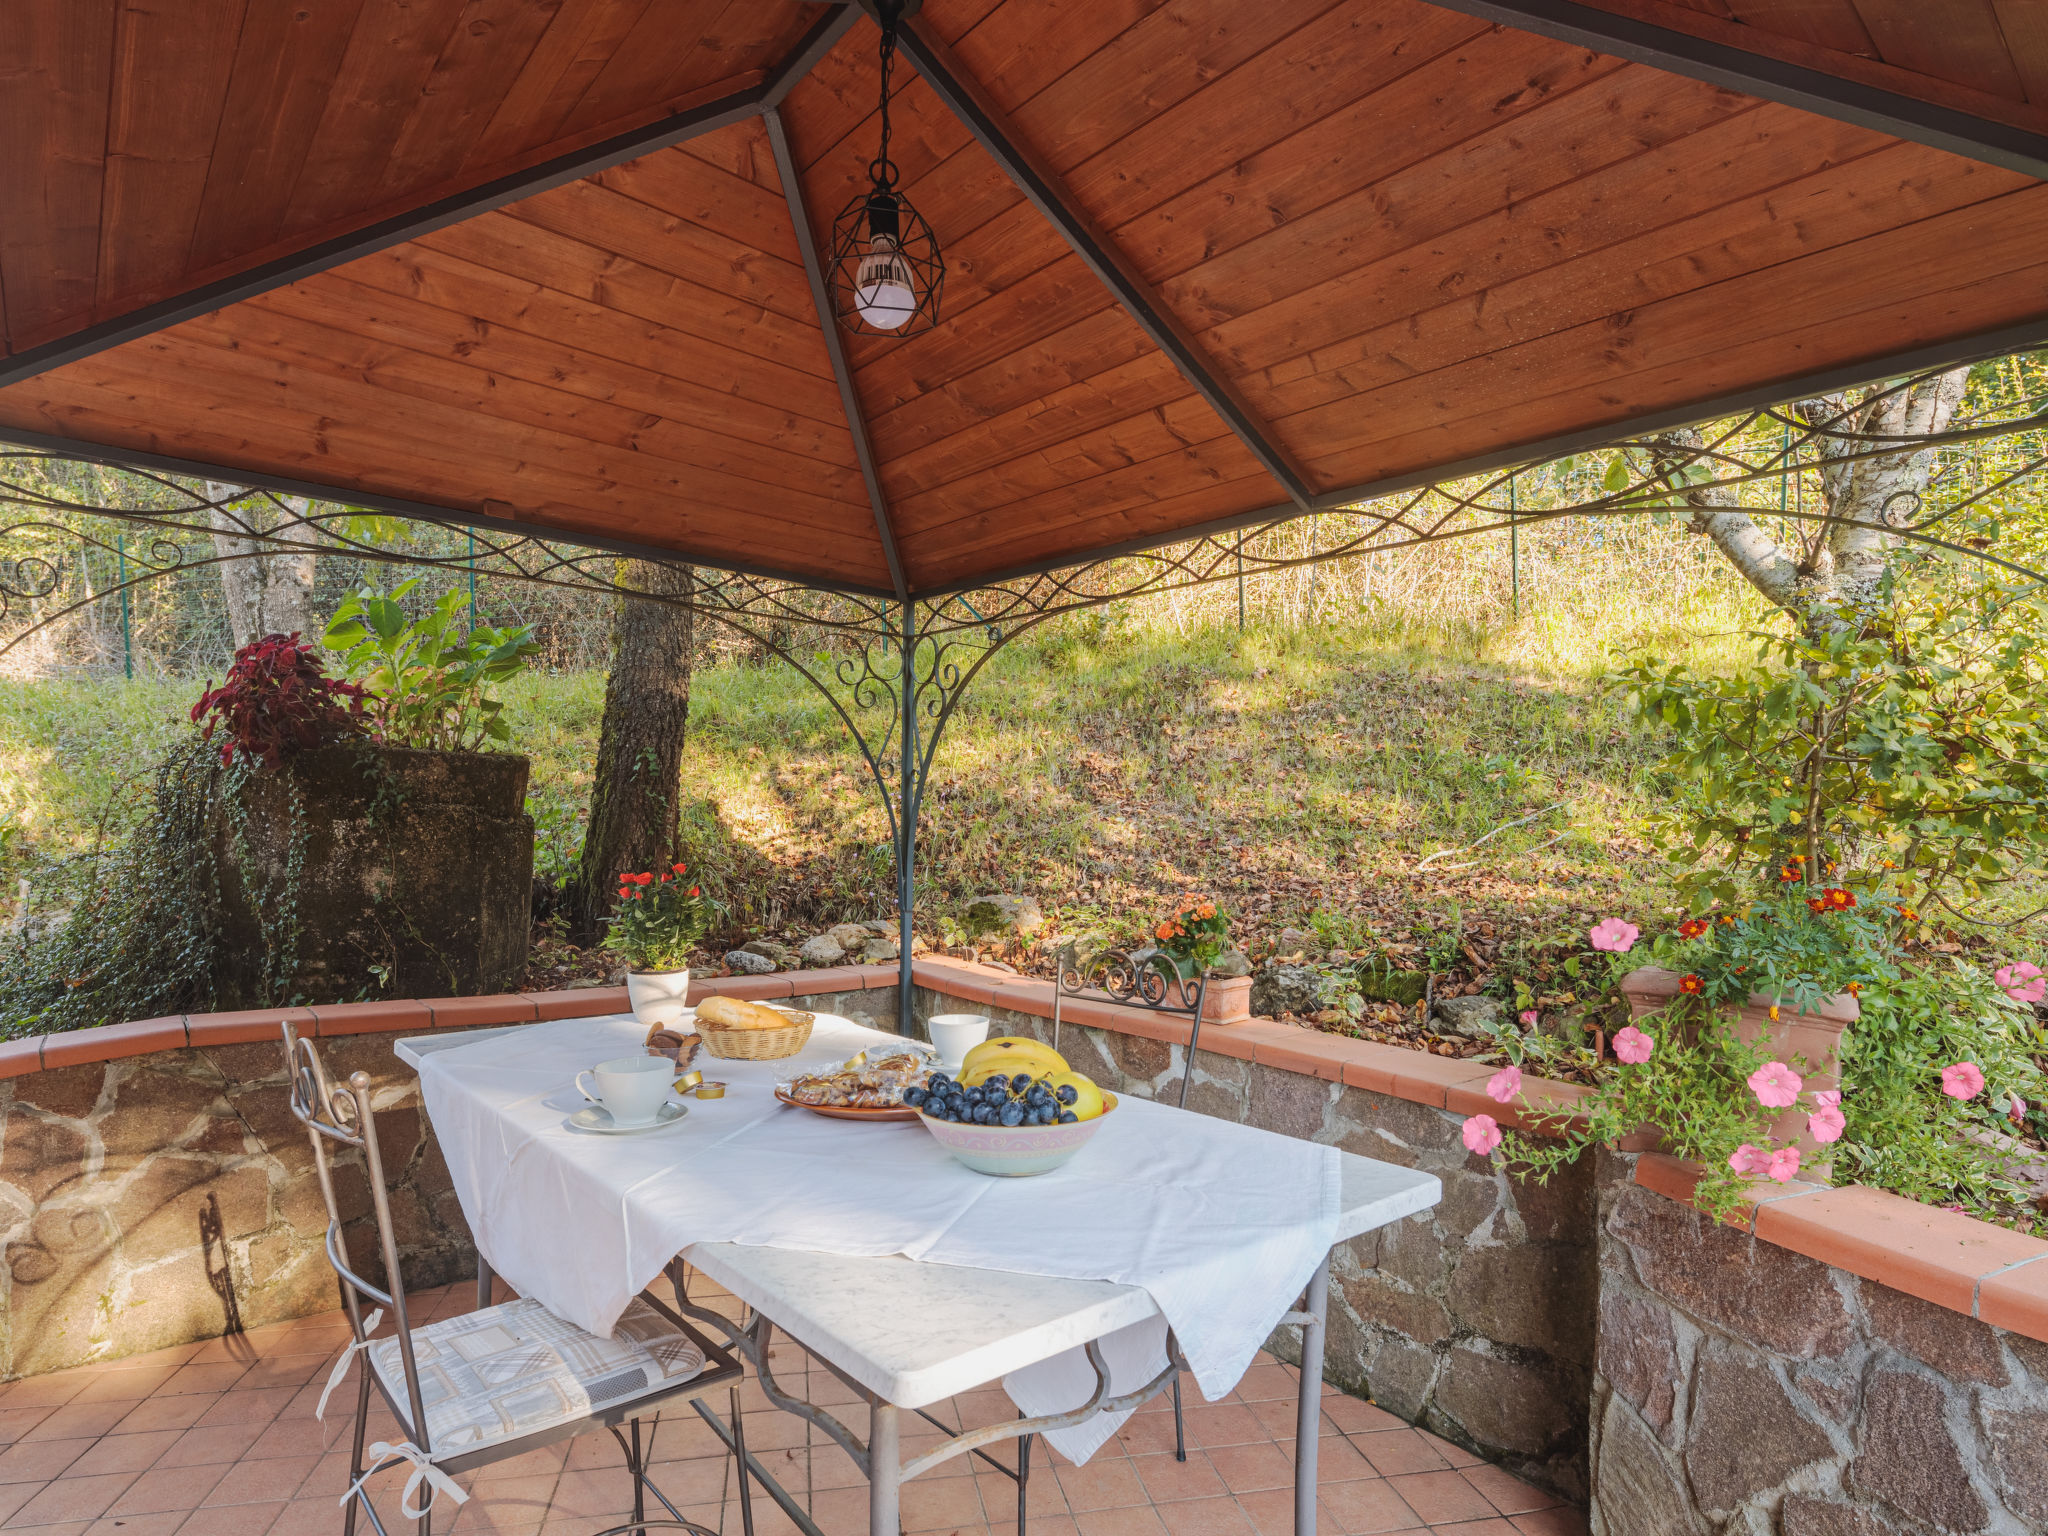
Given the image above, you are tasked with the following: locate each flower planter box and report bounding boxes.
[1200,974,1253,1024]
[1620,966,1858,1162]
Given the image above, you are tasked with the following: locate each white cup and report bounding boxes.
[575,1055,676,1128]
[926,1013,991,1071]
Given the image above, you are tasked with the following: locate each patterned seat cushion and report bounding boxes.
[369,1297,706,1457]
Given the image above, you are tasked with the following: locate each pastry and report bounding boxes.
[696,996,812,1031]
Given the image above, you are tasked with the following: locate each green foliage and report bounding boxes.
[0,737,227,1034]
[1835,961,2042,1215]
[324,579,538,753]
[1150,896,1230,976]
[600,866,716,973]
[1621,573,2048,921]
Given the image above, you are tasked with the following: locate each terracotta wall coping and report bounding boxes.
[1634,1152,2048,1345]
[0,966,904,1078]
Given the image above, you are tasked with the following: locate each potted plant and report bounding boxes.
[1151,897,1251,1024]
[604,865,716,1026]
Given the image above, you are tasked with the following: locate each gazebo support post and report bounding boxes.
[897,599,918,1036]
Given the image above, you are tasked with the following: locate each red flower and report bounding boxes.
[630,872,654,886]
[1677,918,1709,940]
[1806,897,1827,914]
[1895,905,1918,921]
[1678,974,1704,995]
[1846,981,1862,997]
[672,862,688,874]
[1825,888,1855,910]
[688,886,700,898]
[1779,866,1801,883]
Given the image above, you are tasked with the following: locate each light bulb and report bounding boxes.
[853,234,916,330]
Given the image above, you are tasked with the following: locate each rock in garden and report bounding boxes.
[827,922,872,953]
[1357,965,1430,1005]
[740,939,794,967]
[725,950,778,975]
[964,894,1044,939]
[1210,947,1252,978]
[1434,994,1504,1040]
[1252,962,1328,1019]
[798,934,847,967]
[860,937,900,962]
[863,920,896,938]
[1274,927,1316,957]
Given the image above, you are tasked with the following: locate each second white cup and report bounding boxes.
[576,1055,676,1127]
[926,1012,992,1071]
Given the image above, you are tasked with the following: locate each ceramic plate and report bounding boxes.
[771,1088,921,1122]
[566,1100,690,1135]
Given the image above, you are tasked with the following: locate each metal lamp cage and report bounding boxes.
[827,187,944,337]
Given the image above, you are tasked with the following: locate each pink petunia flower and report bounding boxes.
[1810,1088,1841,1110]
[1765,1147,1803,1182]
[1807,1106,1846,1144]
[1588,918,1640,953]
[1612,1026,1654,1064]
[1993,961,2046,1004]
[1485,1065,1523,1104]
[1747,1061,1803,1109]
[1727,1143,1767,1176]
[1519,1009,1539,1028]
[1941,1061,1986,1100]
[1461,1114,1503,1156]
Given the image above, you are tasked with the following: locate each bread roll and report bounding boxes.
[696,995,811,1030]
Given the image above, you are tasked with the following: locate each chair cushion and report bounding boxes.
[369,1296,706,1457]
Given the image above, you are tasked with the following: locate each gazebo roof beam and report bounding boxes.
[896,21,1318,513]
[0,423,901,603]
[0,6,861,394]
[763,106,909,602]
[1432,0,2048,182]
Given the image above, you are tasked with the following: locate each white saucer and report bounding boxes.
[567,1101,689,1135]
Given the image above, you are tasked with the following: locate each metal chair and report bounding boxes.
[283,1020,751,1536]
[1050,943,1216,1464]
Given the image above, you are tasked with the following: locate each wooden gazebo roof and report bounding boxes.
[2,0,2046,598]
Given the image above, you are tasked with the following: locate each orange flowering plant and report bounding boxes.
[600,863,718,973]
[1151,896,1230,978]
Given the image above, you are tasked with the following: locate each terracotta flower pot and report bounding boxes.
[1200,974,1253,1025]
[1619,966,1858,1166]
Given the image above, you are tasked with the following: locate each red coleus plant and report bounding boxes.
[191,633,371,768]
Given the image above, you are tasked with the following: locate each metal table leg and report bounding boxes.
[870,1401,901,1536]
[1294,1255,1331,1536]
[475,1252,493,1311]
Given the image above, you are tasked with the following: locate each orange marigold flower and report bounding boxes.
[1719,914,1736,925]
[1846,981,1863,996]
[1791,854,1806,863]
[1780,866,1801,882]
[1679,974,1705,995]
[1825,887,1855,910]
[1677,918,1709,940]
[1806,897,1828,914]
[1768,1004,1780,1022]
[1196,902,1217,919]
[1896,905,1918,922]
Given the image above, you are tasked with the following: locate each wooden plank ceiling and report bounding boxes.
[1,0,2045,596]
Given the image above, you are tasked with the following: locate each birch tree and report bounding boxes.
[205,484,317,648]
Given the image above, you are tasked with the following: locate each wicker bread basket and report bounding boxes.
[692,997,815,1061]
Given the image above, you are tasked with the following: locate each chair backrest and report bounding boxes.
[281,1020,435,1449]
[1051,944,1210,1107]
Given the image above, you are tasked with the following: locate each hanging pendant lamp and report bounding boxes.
[827,0,944,336]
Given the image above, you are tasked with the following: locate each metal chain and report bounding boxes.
[869,0,902,190]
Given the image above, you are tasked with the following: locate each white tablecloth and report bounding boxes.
[414,1013,1340,1461]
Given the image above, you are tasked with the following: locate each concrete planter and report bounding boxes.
[210,743,534,1007]
[1619,966,1857,1161]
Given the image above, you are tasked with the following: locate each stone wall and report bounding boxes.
[1593,1156,2048,1535]
[942,987,1599,1503]
[0,1030,472,1381]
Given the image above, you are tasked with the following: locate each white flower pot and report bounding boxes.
[627,968,691,1028]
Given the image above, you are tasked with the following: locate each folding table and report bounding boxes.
[396,1022,1439,1535]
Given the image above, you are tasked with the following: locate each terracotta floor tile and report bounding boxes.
[1236,1488,1346,1536]
[901,1469,991,1531]
[0,1406,55,1445]
[1322,1397,1408,1435]
[1183,1403,1268,1449]
[104,1460,228,1516]
[156,1420,270,1469]
[264,1497,355,1536]
[1074,1505,1172,1536]
[108,1397,214,1436]
[1111,1411,1183,1458]
[809,1482,873,1533]
[11,1469,141,1524]
[86,1511,187,1536]
[450,1472,559,1527]
[1459,1462,1559,1516]
[182,1499,289,1535]
[1055,1455,1149,1512]
[22,1403,137,1443]
[0,1434,95,1483]
[1131,1451,1228,1505]
[1385,1471,1498,1526]
[469,1442,571,1481]
[1150,1493,1258,1534]
[193,1385,299,1428]
[1425,1521,1517,1535]
[70,1368,183,1405]
[1204,1441,1296,1494]
[157,1364,250,1397]
[1510,1508,1591,1536]
[0,1478,47,1522]
[1356,1430,1454,1479]
[1314,1434,1378,1484]
[199,1451,320,1505]
[0,1373,93,1410]
[63,1428,184,1478]
[1320,1475,1425,1534]
[1232,1364,1301,1402]
[241,1415,332,1461]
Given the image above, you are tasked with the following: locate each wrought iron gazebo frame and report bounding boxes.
[2,360,2045,1031]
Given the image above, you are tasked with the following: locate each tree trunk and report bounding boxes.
[569,559,695,945]
[206,484,318,649]
[1651,368,1968,634]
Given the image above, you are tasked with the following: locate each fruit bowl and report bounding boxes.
[918,1093,1117,1177]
